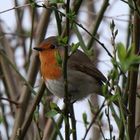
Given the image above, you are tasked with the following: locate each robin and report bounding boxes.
[34,36,107,101]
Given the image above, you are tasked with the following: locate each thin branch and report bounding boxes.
[87,0,110,49]
[14,0,27,61]
[26,6,36,70]
[133,0,140,16]
[0,97,19,106]
[50,118,64,140]
[70,104,77,140]
[20,82,46,139]
[0,50,37,95]
[105,107,113,139]
[64,0,70,140]
[0,1,44,14]
[42,4,113,58]
[82,100,106,140]
[49,114,64,140]
[0,96,9,139]
[120,0,135,10]
[0,3,31,14]
[0,23,21,100]
[0,32,29,38]
[10,2,52,139]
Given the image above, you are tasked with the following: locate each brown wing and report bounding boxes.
[68,50,107,83]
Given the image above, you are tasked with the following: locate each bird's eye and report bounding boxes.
[50,44,56,49]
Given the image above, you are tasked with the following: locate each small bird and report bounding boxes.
[34,36,107,101]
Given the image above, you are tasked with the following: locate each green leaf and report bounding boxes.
[107,93,119,104]
[131,55,140,64]
[110,20,115,31]
[29,0,35,3]
[49,0,64,4]
[46,102,62,118]
[88,100,98,114]
[115,29,118,37]
[28,0,40,7]
[82,112,89,128]
[34,107,39,121]
[71,42,80,54]
[57,36,68,45]
[46,110,58,117]
[87,48,94,56]
[50,102,62,113]
[116,42,136,72]
[82,112,87,123]
[66,10,76,21]
[117,43,140,72]
[108,69,119,82]
[0,116,4,124]
[126,44,134,58]
[117,42,126,62]
[70,129,76,135]
[55,51,63,66]
[98,112,104,121]
[50,102,59,109]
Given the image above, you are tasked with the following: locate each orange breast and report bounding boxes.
[39,50,62,80]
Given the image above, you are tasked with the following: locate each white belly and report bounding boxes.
[45,77,65,98]
[45,70,102,101]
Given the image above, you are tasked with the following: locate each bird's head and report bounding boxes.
[34,36,63,80]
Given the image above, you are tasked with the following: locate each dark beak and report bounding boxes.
[33,47,43,51]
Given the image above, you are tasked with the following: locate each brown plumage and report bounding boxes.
[34,36,107,101]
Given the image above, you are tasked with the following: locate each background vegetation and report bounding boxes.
[0,0,140,140]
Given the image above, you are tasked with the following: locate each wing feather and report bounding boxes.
[68,50,107,84]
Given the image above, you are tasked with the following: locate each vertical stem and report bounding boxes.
[87,0,109,49]
[128,0,140,139]
[20,83,46,140]
[63,0,70,140]
[27,6,35,70]
[106,107,112,139]
[70,104,77,140]
[10,4,52,139]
